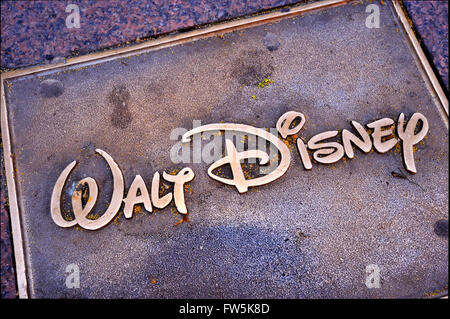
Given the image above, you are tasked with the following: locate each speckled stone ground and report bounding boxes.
[0,149,16,299]
[0,0,448,298]
[404,0,448,90]
[0,0,308,70]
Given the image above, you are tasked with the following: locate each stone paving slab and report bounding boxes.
[1,0,448,298]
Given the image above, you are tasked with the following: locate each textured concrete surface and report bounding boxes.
[2,1,448,298]
[2,1,446,86]
[2,0,449,299]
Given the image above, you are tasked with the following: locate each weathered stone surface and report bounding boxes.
[3,1,448,298]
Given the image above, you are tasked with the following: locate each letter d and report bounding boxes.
[262,304,270,313]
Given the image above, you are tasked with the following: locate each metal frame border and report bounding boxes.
[0,0,447,298]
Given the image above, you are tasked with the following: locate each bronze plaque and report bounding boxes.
[1,0,448,298]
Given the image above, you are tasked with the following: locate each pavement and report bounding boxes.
[1,0,448,298]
